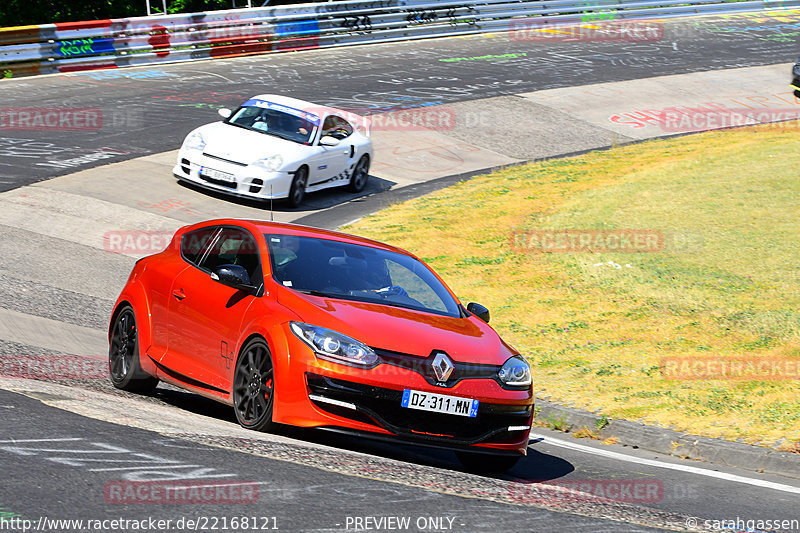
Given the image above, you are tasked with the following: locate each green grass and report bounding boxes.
[346,124,800,449]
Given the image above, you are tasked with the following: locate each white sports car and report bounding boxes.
[173,94,373,207]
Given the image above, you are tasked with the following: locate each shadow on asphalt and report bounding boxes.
[176,174,395,213]
[147,384,575,483]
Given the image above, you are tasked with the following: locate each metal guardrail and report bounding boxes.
[1,0,798,79]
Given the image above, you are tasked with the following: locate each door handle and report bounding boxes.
[172,289,186,300]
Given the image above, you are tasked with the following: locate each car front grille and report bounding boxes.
[199,173,238,189]
[306,373,532,446]
[373,347,501,389]
[202,152,248,167]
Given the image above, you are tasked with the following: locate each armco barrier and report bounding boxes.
[1,0,799,79]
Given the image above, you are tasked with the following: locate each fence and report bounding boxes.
[1,0,798,79]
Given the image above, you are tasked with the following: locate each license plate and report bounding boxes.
[401,389,479,418]
[200,166,235,183]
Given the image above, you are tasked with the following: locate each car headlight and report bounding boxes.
[290,322,378,368]
[184,131,205,151]
[498,356,532,387]
[252,154,283,172]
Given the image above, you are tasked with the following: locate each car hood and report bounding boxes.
[279,289,516,366]
[195,122,307,166]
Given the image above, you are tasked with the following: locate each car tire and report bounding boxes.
[348,154,370,193]
[455,451,521,473]
[232,337,277,432]
[288,167,308,208]
[108,305,159,393]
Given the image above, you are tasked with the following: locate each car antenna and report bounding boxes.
[270,184,274,221]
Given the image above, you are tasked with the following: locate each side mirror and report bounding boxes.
[467,302,490,323]
[218,108,232,120]
[319,135,340,147]
[211,264,255,293]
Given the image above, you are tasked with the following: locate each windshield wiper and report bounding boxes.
[297,289,342,298]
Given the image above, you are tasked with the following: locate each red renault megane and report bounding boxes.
[109,219,534,471]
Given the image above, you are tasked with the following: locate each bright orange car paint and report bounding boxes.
[110,219,534,457]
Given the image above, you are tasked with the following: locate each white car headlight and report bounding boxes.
[252,154,283,172]
[498,356,532,387]
[290,322,378,368]
[184,131,205,152]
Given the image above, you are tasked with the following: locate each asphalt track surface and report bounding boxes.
[2,385,799,532]
[1,13,800,533]
[0,14,798,190]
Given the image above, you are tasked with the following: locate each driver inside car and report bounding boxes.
[252,112,270,132]
[337,256,407,298]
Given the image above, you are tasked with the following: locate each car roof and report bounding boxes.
[248,94,354,119]
[181,219,412,257]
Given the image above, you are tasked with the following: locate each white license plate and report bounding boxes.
[200,166,235,183]
[401,389,479,418]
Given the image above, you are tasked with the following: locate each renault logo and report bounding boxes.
[431,352,454,382]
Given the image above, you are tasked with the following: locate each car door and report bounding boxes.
[307,115,353,186]
[163,226,264,394]
[146,226,219,360]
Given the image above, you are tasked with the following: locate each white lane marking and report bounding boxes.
[0,438,81,443]
[181,70,234,83]
[90,464,199,472]
[531,433,800,495]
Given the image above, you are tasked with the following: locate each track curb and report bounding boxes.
[535,399,800,480]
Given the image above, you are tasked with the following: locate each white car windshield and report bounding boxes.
[266,234,461,317]
[227,99,319,144]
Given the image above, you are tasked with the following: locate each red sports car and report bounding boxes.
[109,219,534,471]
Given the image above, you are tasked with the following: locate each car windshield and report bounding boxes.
[227,99,319,144]
[266,234,461,317]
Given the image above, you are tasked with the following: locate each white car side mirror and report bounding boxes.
[218,108,232,119]
[319,135,340,147]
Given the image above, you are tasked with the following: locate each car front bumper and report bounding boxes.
[173,148,292,200]
[276,332,534,455]
[307,373,533,454]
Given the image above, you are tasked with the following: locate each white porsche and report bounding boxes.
[173,95,373,207]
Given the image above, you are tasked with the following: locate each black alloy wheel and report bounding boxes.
[232,337,276,432]
[108,306,158,393]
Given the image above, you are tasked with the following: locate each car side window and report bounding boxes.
[198,227,263,286]
[181,227,220,266]
[321,115,353,140]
